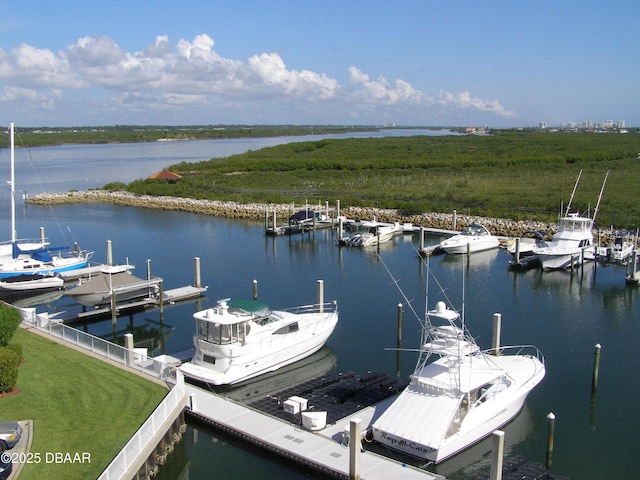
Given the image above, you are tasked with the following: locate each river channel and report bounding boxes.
[1,131,638,479]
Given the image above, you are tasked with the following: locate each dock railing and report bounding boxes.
[17,307,178,384]
[14,305,188,480]
[96,371,187,480]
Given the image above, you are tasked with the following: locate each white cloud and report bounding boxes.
[438,90,515,117]
[347,67,428,104]
[0,33,516,125]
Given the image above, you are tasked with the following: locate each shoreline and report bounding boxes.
[27,189,619,243]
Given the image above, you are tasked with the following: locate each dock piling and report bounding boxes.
[194,257,201,288]
[492,313,502,356]
[317,280,324,312]
[592,343,601,392]
[107,239,113,266]
[253,279,258,300]
[124,333,135,366]
[397,303,403,345]
[349,418,362,480]
[489,430,505,480]
[545,412,555,470]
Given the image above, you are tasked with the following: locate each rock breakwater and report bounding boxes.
[28,190,618,244]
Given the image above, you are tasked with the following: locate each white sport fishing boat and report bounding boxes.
[439,223,500,254]
[179,294,339,386]
[533,170,608,270]
[371,267,545,464]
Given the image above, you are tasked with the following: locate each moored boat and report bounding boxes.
[0,273,64,298]
[342,221,401,247]
[439,223,500,254]
[533,171,608,270]
[179,292,339,386]
[65,266,159,307]
[371,266,545,463]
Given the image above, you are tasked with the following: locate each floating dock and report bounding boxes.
[184,377,441,480]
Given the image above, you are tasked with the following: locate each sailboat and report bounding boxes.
[0,123,93,279]
[371,261,545,463]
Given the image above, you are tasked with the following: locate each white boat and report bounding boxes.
[371,268,545,463]
[343,221,401,247]
[65,266,159,307]
[533,171,608,270]
[179,296,339,385]
[0,123,93,279]
[608,232,636,264]
[439,223,500,254]
[0,273,64,295]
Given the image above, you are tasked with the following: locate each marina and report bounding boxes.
[1,136,639,480]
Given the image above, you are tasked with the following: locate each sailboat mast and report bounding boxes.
[9,122,16,243]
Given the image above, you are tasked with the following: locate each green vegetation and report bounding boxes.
[4,124,379,147]
[118,130,640,229]
[1,327,168,480]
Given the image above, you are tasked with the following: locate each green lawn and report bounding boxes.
[1,327,169,480]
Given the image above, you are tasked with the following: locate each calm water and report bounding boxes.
[1,134,638,480]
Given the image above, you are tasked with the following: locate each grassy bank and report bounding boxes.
[118,130,640,230]
[1,327,168,480]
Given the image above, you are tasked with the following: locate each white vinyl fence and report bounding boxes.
[15,306,187,480]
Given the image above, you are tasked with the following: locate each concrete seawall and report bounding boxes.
[28,190,620,244]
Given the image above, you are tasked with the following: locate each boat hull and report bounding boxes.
[535,249,583,270]
[441,238,499,254]
[0,257,90,279]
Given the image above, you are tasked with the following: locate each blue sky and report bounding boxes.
[0,1,638,128]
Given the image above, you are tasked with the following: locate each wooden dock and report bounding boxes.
[184,382,441,480]
[59,284,208,323]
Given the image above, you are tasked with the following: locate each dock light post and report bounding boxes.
[253,279,258,300]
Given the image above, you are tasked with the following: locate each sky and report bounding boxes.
[0,1,638,128]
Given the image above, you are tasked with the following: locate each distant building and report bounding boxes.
[148,169,182,183]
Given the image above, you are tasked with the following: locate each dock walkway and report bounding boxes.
[185,383,441,480]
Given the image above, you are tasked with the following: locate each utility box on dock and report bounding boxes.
[283,396,308,414]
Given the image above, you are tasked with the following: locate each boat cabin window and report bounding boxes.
[198,320,249,345]
[274,322,299,335]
